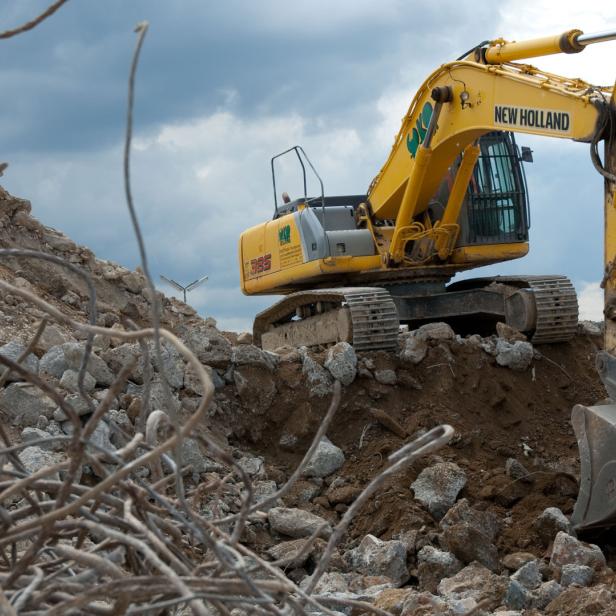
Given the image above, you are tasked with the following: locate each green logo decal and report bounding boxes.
[406,102,433,158]
[278,224,291,245]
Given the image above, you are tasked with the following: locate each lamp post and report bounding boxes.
[160,274,208,304]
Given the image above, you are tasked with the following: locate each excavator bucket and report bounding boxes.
[571,352,616,530]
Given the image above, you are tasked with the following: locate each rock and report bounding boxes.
[579,321,602,337]
[511,559,542,590]
[105,409,132,447]
[348,535,409,586]
[178,438,223,477]
[439,498,501,542]
[505,458,533,483]
[302,437,345,478]
[504,579,533,610]
[39,345,69,378]
[559,563,593,587]
[374,369,397,385]
[415,322,455,341]
[549,531,606,571]
[237,332,253,345]
[544,584,614,615]
[324,342,357,386]
[327,485,362,505]
[120,271,145,294]
[440,521,500,571]
[495,339,534,371]
[399,335,428,365]
[0,341,39,381]
[251,480,279,505]
[533,580,563,609]
[411,462,467,520]
[400,591,450,616]
[0,383,56,426]
[496,322,528,342]
[18,446,64,475]
[53,393,93,421]
[60,369,96,393]
[416,546,462,593]
[373,588,416,615]
[36,323,75,352]
[534,507,573,545]
[21,426,63,452]
[267,538,315,567]
[300,349,333,397]
[102,343,143,383]
[179,324,232,368]
[237,455,265,478]
[62,420,114,454]
[184,363,225,393]
[267,507,332,539]
[155,340,185,389]
[437,562,507,606]
[62,342,115,386]
[502,552,538,571]
[231,344,276,372]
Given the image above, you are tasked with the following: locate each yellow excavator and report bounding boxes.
[239,28,616,529]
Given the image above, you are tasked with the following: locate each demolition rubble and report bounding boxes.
[0,186,613,615]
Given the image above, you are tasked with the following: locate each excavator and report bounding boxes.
[238,28,616,530]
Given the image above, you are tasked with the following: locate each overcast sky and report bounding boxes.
[2,0,615,330]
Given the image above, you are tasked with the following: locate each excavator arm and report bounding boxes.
[368,53,613,266]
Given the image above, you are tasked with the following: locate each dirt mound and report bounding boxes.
[1,184,615,614]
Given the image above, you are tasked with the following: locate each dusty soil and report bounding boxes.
[233,332,610,568]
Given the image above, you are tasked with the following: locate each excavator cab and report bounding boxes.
[431,131,531,250]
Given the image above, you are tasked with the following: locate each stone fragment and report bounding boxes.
[21,426,63,452]
[504,579,533,610]
[544,584,614,615]
[439,498,501,541]
[0,383,56,426]
[495,339,534,371]
[400,591,449,615]
[549,531,606,571]
[300,349,333,397]
[0,341,39,381]
[62,342,114,386]
[534,507,573,545]
[53,393,93,421]
[39,345,68,378]
[175,439,219,476]
[324,342,357,386]
[502,552,538,571]
[348,535,409,586]
[416,546,462,593]
[496,321,528,342]
[441,521,500,571]
[503,579,534,610]
[511,559,542,590]
[411,462,467,520]
[251,480,279,505]
[267,538,314,567]
[532,580,563,610]
[436,562,507,605]
[60,369,96,393]
[505,458,533,483]
[237,455,265,478]
[232,344,276,372]
[18,446,64,475]
[267,507,332,539]
[302,437,345,478]
[237,332,253,344]
[560,563,593,587]
[36,323,75,352]
[374,369,397,385]
[399,335,428,365]
[179,324,232,368]
[415,322,455,341]
[102,343,143,383]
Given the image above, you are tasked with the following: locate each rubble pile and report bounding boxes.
[0,185,614,615]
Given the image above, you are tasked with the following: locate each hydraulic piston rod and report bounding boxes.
[484,27,616,64]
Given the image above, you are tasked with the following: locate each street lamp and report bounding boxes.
[160,274,208,304]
